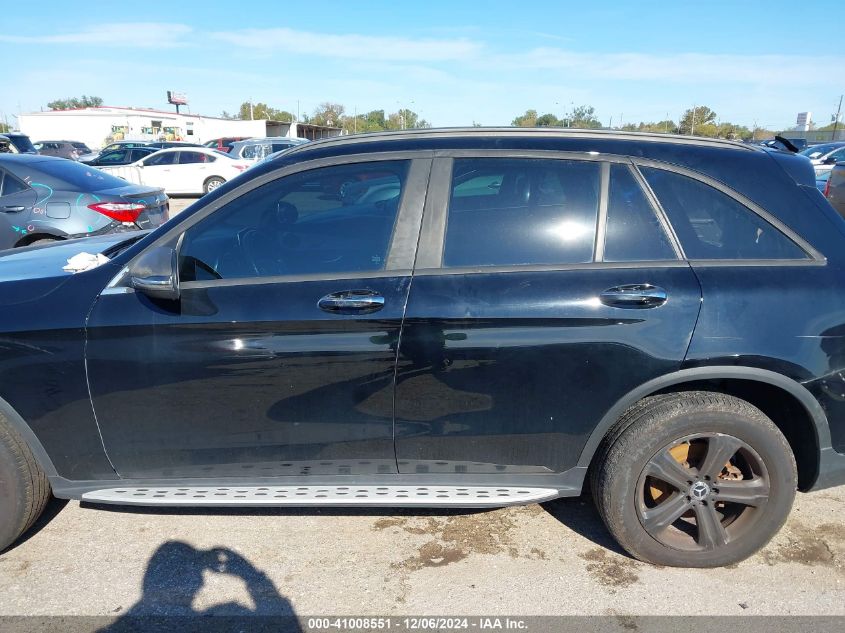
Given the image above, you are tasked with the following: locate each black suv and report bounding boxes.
[1,129,844,568]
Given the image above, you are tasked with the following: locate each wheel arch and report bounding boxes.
[0,395,58,479]
[577,366,830,491]
[15,232,64,248]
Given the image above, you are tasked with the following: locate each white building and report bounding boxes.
[17,106,339,149]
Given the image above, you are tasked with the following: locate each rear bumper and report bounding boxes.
[811,447,845,491]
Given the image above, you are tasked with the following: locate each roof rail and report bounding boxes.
[284,127,758,155]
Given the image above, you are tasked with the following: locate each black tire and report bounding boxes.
[203,176,226,194]
[591,391,796,567]
[0,412,50,553]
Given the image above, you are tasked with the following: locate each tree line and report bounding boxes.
[221,101,431,134]
[36,94,841,140]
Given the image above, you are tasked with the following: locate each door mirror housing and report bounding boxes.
[129,246,179,300]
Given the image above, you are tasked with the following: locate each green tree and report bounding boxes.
[310,102,346,127]
[567,105,602,129]
[512,109,539,127]
[0,121,11,133]
[230,101,294,121]
[47,95,103,110]
[679,106,717,135]
[536,113,564,127]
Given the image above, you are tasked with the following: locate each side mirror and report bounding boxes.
[129,246,179,300]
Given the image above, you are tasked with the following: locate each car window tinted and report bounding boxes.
[443,158,600,267]
[179,152,212,164]
[241,144,266,160]
[1,171,28,196]
[144,152,177,166]
[179,160,409,281]
[98,150,130,164]
[642,167,808,260]
[604,164,676,262]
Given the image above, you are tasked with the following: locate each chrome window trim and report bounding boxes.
[593,162,610,262]
[414,261,690,277]
[180,269,413,290]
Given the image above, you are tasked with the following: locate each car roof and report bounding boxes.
[149,146,219,154]
[0,153,69,165]
[276,127,761,159]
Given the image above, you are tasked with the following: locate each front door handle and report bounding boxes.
[600,284,667,309]
[0,206,26,213]
[318,290,385,314]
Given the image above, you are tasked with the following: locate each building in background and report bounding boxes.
[18,106,341,149]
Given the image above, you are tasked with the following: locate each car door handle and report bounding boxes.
[600,284,667,309]
[318,290,385,314]
[0,206,26,213]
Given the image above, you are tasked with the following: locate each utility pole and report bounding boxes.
[833,95,843,141]
[354,106,357,134]
[249,98,254,120]
[691,104,697,136]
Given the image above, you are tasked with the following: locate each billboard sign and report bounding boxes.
[167,91,188,106]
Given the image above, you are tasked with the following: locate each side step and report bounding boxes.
[81,485,560,508]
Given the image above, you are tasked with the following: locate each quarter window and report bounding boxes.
[0,171,27,196]
[443,158,601,267]
[603,164,676,262]
[179,160,409,281]
[642,167,808,260]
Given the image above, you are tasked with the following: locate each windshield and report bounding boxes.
[801,143,842,159]
[35,159,135,190]
[8,134,37,154]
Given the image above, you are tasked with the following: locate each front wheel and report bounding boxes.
[591,392,797,567]
[203,176,226,194]
[0,412,51,552]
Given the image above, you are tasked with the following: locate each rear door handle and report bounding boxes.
[600,284,667,309]
[0,206,26,213]
[318,290,385,314]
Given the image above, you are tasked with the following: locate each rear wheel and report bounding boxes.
[591,392,796,567]
[203,176,226,194]
[0,413,50,552]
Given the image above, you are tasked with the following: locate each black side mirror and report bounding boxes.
[824,156,838,165]
[130,246,179,300]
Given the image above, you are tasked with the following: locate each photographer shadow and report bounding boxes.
[98,541,301,632]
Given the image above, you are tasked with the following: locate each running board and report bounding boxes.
[81,485,560,508]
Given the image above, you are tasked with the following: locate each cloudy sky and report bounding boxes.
[2,0,842,130]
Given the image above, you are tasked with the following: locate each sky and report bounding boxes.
[1,0,843,131]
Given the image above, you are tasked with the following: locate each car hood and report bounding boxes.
[0,232,144,286]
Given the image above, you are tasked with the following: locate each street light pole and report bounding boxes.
[833,94,843,141]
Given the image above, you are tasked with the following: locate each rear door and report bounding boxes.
[394,154,702,475]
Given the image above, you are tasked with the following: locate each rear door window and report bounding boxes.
[641,167,808,260]
[144,152,177,166]
[444,158,601,267]
[604,164,676,262]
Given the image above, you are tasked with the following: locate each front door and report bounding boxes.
[86,157,428,479]
[394,156,703,475]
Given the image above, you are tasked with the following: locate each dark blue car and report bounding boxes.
[1,128,844,568]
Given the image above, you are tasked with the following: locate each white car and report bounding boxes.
[799,142,845,178]
[98,147,249,194]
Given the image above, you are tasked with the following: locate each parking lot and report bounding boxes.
[168,195,201,218]
[1,485,843,619]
